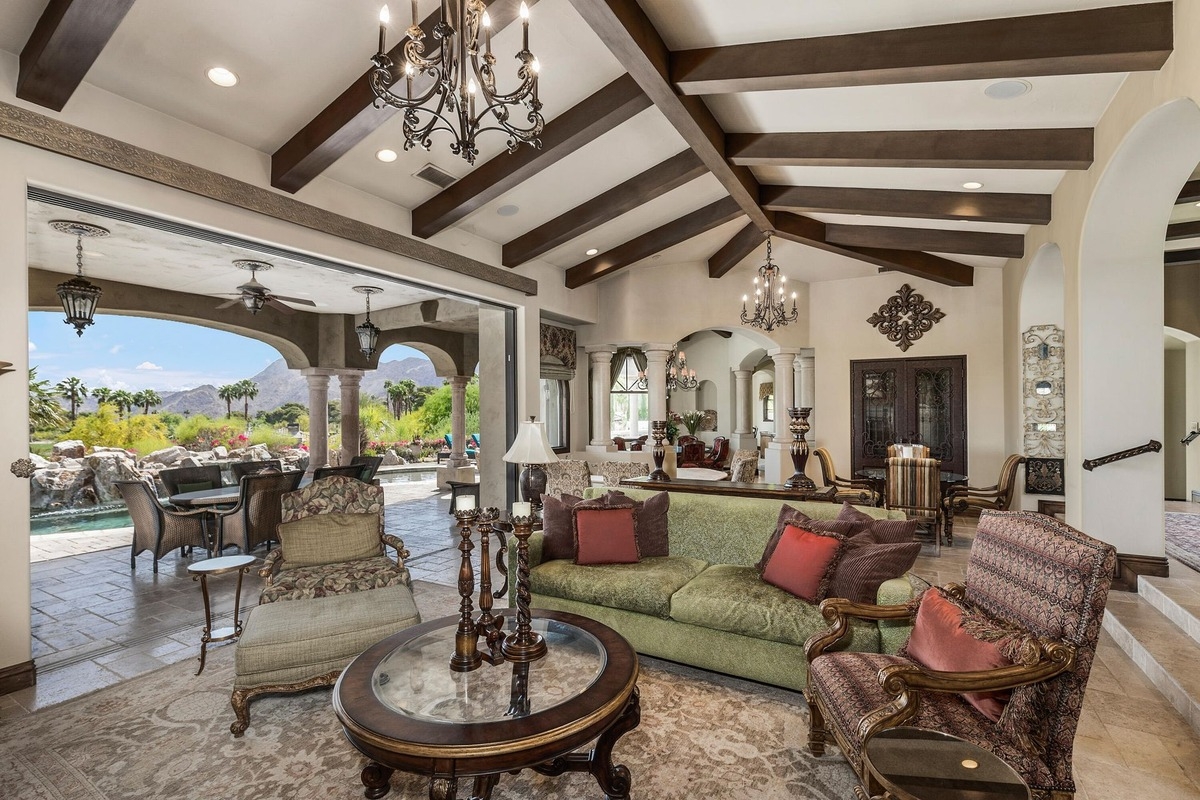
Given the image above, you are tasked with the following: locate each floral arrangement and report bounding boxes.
[678,410,704,437]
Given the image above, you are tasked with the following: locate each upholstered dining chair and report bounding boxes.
[215,470,304,553]
[727,449,758,483]
[630,436,647,451]
[678,437,706,468]
[159,464,223,497]
[115,479,212,571]
[612,436,628,451]
[805,510,1116,800]
[543,458,592,498]
[593,460,650,487]
[231,459,283,482]
[813,447,878,506]
[700,436,730,469]
[884,456,943,549]
[942,454,1026,546]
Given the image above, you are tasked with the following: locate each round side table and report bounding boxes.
[862,727,1030,800]
[187,554,257,675]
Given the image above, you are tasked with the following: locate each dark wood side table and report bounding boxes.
[860,727,1030,800]
[187,554,257,675]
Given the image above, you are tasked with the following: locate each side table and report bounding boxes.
[860,727,1030,800]
[187,554,257,675]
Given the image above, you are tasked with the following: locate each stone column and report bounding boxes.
[765,349,800,483]
[796,352,815,442]
[448,375,471,469]
[732,368,755,452]
[302,369,334,472]
[587,346,614,450]
[643,343,673,423]
[338,370,363,463]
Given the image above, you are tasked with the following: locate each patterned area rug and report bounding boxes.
[1,587,857,800]
[1165,512,1200,574]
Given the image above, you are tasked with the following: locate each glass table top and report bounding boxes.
[866,728,1030,800]
[371,618,606,724]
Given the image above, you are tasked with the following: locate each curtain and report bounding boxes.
[609,347,648,389]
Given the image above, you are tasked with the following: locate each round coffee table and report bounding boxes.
[862,728,1030,800]
[333,609,640,799]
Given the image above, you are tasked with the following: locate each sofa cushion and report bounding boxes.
[599,490,670,557]
[278,513,382,568]
[540,493,584,561]
[574,506,641,565]
[531,556,707,618]
[671,564,879,650]
[761,524,846,603]
[260,556,408,603]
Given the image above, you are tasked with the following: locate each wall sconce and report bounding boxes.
[353,286,383,358]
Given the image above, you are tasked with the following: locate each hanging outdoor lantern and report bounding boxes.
[50,220,108,337]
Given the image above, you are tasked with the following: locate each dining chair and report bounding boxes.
[886,443,931,459]
[313,464,363,481]
[612,436,628,451]
[942,454,1026,545]
[701,436,730,469]
[115,479,212,571]
[159,464,223,497]
[349,455,383,483]
[678,437,706,468]
[884,456,943,552]
[812,448,878,506]
[231,459,283,482]
[215,470,304,553]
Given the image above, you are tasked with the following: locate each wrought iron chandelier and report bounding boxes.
[369,1,543,165]
[634,345,698,392]
[741,233,797,333]
[50,220,107,337]
[354,286,384,358]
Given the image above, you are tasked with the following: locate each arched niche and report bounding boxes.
[1017,244,1066,511]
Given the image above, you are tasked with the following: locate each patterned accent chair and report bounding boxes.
[159,464,223,497]
[805,510,1116,800]
[214,470,304,553]
[887,443,931,458]
[593,460,651,487]
[544,458,592,498]
[813,447,878,506]
[727,449,758,483]
[943,455,1026,545]
[884,456,943,548]
[115,479,212,571]
[231,459,283,482]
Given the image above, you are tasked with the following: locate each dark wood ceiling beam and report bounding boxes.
[1176,180,1200,205]
[412,74,651,239]
[1166,220,1200,241]
[772,213,974,287]
[502,149,706,267]
[1166,249,1200,267]
[708,222,766,279]
[825,224,1024,258]
[567,0,771,230]
[17,0,137,111]
[761,185,1052,225]
[271,0,534,193]
[671,3,1172,95]
[565,197,743,288]
[729,129,1093,170]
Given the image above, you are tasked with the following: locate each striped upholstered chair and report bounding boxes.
[883,457,942,550]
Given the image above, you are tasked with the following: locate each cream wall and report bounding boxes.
[1165,347,1187,500]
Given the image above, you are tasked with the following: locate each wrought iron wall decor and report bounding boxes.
[1022,325,1065,459]
[1024,457,1064,496]
[866,284,945,352]
[699,409,718,432]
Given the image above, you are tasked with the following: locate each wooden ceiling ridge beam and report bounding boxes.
[1176,179,1200,205]
[824,223,1024,258]
[761,184,1052,225]
[565,197,743,288]
[1166,220,1200,241]
[271,0,535,193]
[502,149,707,267]
[411,73,651,239]
[708,222,765,279]
[1165,248,1200,267]
[728,129,1093,170]
[671,3,1173,95]
[17,0,138,111]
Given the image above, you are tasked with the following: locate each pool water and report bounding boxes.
[31,505,133,535]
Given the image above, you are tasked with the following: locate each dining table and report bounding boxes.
[853,467,967,507]
[168,473,312,508]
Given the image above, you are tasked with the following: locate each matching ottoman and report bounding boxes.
[230,584,420,736]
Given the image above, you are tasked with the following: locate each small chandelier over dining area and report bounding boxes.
[635,345,698,392]
[369,1,544,165]
[741,233,797,333]
[354,286,383,358]
[50,220,107,337]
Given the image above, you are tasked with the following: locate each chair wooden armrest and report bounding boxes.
[805,597,917,662]
[259,548,282,578]
[382,533,411,563]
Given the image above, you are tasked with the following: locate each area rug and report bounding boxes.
[1165,512,1200,574]
[0,598,857,799]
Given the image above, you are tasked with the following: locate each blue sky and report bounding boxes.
[28,312,423,392]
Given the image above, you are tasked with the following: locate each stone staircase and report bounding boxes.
[1103,571,1200,735]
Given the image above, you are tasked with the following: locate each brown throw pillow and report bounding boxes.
[540,493,584,561]
[757,504,855,574]
[599,490,670,557]
[836,501,919,544]
[829,539,921,604]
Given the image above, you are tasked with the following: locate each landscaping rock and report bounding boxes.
[86,451,142,503]
[212,446,229,459]
[30,464,93,510]
[29,453,51,468]
[381,451,402,466]
[52,440,85,460]
[141,445,190,466]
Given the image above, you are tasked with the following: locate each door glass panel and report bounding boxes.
[914,368,953,461]
[861,369,897,459]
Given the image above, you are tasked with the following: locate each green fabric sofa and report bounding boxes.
[517,488,916,692]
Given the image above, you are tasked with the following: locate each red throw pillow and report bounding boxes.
[905,589,1013,721]
[540,494,585,561]
[573,506,641,565]
[600,490,670,557]
[757,504,855,573]
[760,524,846,603]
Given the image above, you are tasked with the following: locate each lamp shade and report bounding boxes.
[503,419,559,465]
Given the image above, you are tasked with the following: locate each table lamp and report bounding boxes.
[502,416,559,513]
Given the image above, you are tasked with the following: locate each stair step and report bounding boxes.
[1139,573,1200,648]
[1103,594,1200,736]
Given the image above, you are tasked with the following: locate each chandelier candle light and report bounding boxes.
[50,220,108,337]
[370,1,543,164]
[741,233,798,333]
[636,345,698,392]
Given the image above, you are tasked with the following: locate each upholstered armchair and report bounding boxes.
[116,479,212,571]
[702,436,730,469]
[727,449,758,483]
[544,458,592,498]
[813,447,878,505]
[593,460,650,487]
[884,456,943,548]
[943,454,1026,545]
[214,470,304,553]
[805,510,1115,800]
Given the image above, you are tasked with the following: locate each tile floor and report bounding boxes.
[7,493,1200,798]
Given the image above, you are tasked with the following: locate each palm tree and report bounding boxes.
[396,379,418,416]
[133,389,162,415]
[55,377,88,421]
[111,389,136,418]
[91,386,114,408]
[29,368,68,432]
[236,379,259,421]
[384,380,406,419]
[217,384,239,418]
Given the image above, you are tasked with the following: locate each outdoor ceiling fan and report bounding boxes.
[215,260,316,315]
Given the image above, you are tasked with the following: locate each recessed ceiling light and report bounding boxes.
[585,248,598,256]
[206,67,238,87]
[497,204,520,217]
[376,149,398,163]
[984,79,1031,100]
[962,181,984,190]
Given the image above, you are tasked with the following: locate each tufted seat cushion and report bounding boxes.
[531,556,707,618]
[808,651,1055,789]
[259,555,410,603]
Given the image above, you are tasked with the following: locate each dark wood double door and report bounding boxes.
[850,356,967,477]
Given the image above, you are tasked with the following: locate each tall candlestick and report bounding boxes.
[378,5,389,54]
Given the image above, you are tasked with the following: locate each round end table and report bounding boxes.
[186,554,257,675]
[862,727,1030,800]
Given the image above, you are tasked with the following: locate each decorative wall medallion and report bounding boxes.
[700,409,718,432]
[867,284,945,352]
[9,458,36,478]
[1022,325,1065,459]
[1025,457,1065,495]
[539,324,576,371]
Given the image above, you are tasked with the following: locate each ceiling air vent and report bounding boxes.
[413,163,457,189]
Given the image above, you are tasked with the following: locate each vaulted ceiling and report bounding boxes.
[1,0,1177,298]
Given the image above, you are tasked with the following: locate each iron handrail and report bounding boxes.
[1082,440,1162,471]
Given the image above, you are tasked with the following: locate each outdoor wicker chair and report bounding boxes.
[115,479,212,571]
[313,464,363,481]
[159,464,223,497]
[349,455,383,482]
[231,459,283,482]
[214,470,303,553]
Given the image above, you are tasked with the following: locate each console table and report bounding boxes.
[619,476,837,502]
